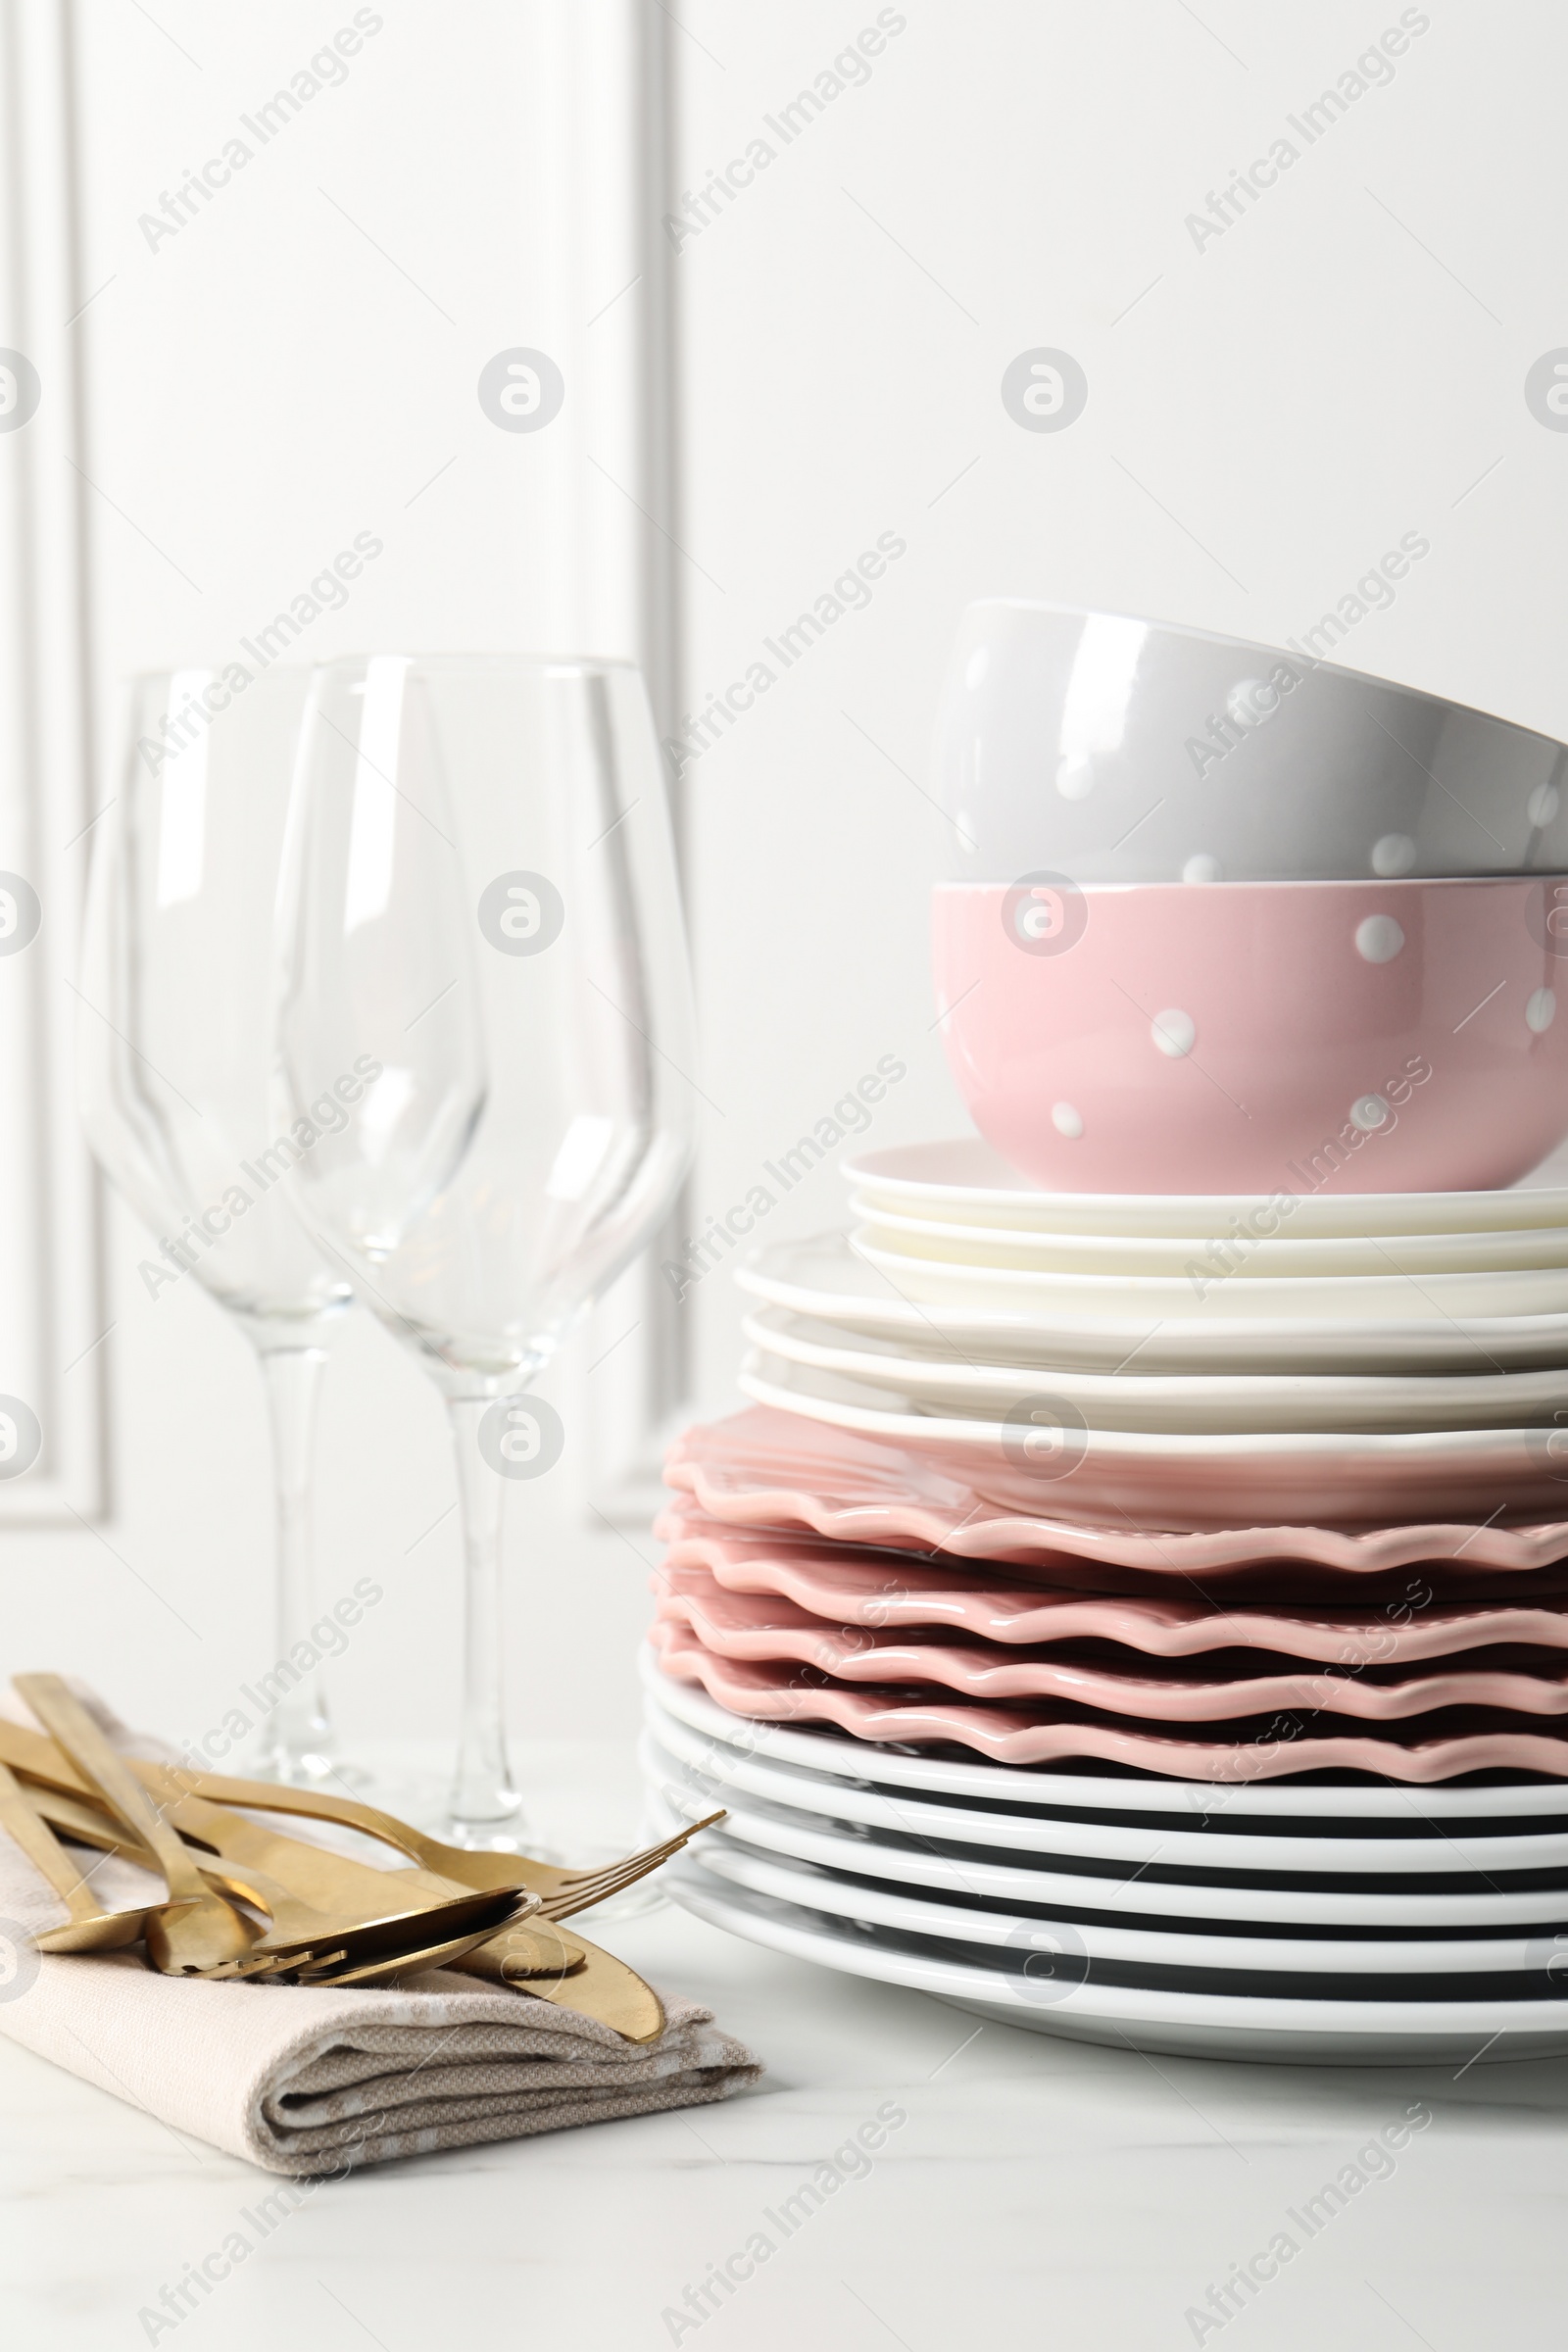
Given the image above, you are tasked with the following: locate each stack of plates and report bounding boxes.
[644,1139,1568,2060]
[735,1140,1568,1529]
[643,1655,1568,2063]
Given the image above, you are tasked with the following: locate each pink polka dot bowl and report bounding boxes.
[932,876,1568,1194]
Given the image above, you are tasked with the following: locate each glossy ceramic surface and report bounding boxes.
[850,1226,1568,1323]
[932,877,1568,1192]
[649,1795,1568,1982]
[849,1199,1568,1278]
[845,1136,1568,1235]
[641,1738,1568,1929]
[644,1707,1568,1873]
[665,1406,1568,1581]
[662,1875,1568,2062]
[656,1507,1568,1660]
[643,1651,1568,1820]
[741,1303,1568,1434]
[737,1354,1568,1531]
[655,1564,1568,1720]
[736,1234,1568,1373]
[649,1621,1568,1780]
[935,599,1568,884]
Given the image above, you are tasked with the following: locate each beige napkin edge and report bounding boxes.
[0,1948,763,2174]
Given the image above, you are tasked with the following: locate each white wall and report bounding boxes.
[6,0,1566,1764]
[4,0,663,1760]
[676,0,1568,1415]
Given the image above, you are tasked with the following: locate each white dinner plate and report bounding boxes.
[737,1351,1568,1529]
[850,1197,1568,1279]
[844,1138,1568,1240]
[736,1234,1568,1373]
[641,1735,1568,1931]
[742,1303,1568,1436]
[642,1702,1568,1877]
[648,1792,1568,1981]
[642,1647,1568,1820]
[663,1872,1568,2062]
[852,1228,1568,1324]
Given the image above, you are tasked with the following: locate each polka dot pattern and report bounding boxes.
[1225,677,1274,729]
[1355,914,1404,964]
[1152,1008,1197,1058]
[1052,1102,1084,1138]
[1372,833,1416,877]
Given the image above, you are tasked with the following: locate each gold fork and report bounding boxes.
[529,1822,725,1919]
[117,1764,725,1917]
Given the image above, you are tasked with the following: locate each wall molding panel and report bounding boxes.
[0,0,105,1522]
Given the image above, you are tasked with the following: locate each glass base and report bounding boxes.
[243,1745,370,1791]
[363,1765,530,1850]
[447,1811,534,1854]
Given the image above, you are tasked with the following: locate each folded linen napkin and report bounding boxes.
[0,1692,761,2173]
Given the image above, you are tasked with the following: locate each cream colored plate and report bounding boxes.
[852,1228,1568,1324]
[850,1196,1568,1278]
[735,1234,1568,1374]
[741,1303,1568,1435]
[843,1137,1568,1239]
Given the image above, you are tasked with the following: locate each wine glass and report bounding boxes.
[275,654,697,1846]
[79,667,356,1784]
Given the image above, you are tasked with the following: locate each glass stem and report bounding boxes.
[446,1397,521,1838]
[254,1340,333,1781]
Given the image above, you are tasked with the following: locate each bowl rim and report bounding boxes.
[930,873,1568,892]
[958,598,1567,756]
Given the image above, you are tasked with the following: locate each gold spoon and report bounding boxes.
[14,1675,256,1975]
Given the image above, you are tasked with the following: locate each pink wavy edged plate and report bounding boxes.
[655,1506,1568,1662]
[739,1352,1568,1529]
[663,1407,1568,1584]
[652,1565,1568,1722]
[645,1627,1568,1783]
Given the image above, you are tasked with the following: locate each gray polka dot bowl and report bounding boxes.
[937,600,1568,886]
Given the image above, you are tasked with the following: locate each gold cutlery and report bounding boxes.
[124,1765,711,2035]
[1,1717,560,1983]
[0,1717,667,2035]
[148,1794,660,2028]
[22,1779,540,1985]
[109,1761,726,1918]
[14,1675,256,1974]
[0,1760,147,1953]
[64,1775,659,2031]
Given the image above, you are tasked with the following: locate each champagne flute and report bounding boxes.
[79,668,356,1783]
[276,654,696,1846]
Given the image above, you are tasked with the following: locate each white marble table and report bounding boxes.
[4,1742,1566,2348]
